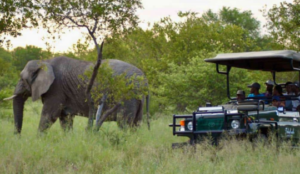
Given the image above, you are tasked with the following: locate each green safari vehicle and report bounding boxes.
[169,50,300,147]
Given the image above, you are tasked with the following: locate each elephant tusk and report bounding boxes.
[3,95,17,101]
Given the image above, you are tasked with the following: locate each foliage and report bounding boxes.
[12,45,52,71]
[0,47,17,107]
[61,39,94,60]
[37,0,142,52]
[100,9,274,111]
[150,11,258,65]
[0,48,17,88]
[103,10,269,86]
[37,0,144,127]
[0,88,14,108]
[203,7,260,37]
[0,4,290,113]
[0,0,40,44]
[0,59,15,89]
[0,47,12,62]
[263,0,300,50]
[156,52,252,111]
[81,62,148,108]
[202,7,275,51]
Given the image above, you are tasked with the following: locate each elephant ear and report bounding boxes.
[22,61,55,101]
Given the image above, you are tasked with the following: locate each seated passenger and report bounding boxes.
[263,80,274,97]
[284,82,293,95]
[291,82,300,111]
[272,85,285,107]
[236,90,245,102]
[284,82,293,110]
[247,82,264,98]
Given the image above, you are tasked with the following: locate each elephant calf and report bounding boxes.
[5,56,148,134]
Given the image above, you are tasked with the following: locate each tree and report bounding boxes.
[0,47,16,89]
[99,10,270,112]
[1,0,144,130]
[0,47,18,107]
[38,0,143,130]
[0,0,39,44]
[218,7,260,37]
[12,45,52,71]
[156,52,253,111]
[263,0,300,50]
[202,7,274,51]
[0,47,12,62]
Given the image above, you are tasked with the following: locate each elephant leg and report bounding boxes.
[38,102,63,132]
[117,99,138,128]
[133,100,143,127]
[59,114,74,131]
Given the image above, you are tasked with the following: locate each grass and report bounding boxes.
[1,101,300,173]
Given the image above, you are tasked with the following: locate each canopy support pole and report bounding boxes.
[216,64,232,100]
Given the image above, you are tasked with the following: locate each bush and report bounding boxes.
[0,87,14,108]
[156,53,251,111]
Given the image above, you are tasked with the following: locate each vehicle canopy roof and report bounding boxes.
[205,50,300,72]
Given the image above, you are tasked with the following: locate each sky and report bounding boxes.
[7,0,293,52]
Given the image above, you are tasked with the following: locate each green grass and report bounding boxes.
[1,101,300,174]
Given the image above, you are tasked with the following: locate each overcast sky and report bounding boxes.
[7,0,293,52]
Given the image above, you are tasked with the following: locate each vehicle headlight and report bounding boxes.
[231,120,240,129]
[187,122,193,131]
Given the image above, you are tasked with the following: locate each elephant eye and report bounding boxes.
[31,69,40,84]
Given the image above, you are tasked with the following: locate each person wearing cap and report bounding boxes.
[247,82,264,98]
[236,90,245,102]
[264,80,274,97]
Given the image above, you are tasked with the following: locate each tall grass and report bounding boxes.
[1,101,300,173]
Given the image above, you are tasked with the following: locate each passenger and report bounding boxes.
[272,85,285,107]
[291,82,300,111]
[291,81,300,95]
[284,82,293,95]
[264,80,274,97]
[284,82,293,110]
[247,82,264,99]
[236,90,245,102]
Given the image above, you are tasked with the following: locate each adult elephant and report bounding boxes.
[5,56,148,134]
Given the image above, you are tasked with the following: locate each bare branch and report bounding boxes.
[91,17,98,34]
[65,16,89,29]
[85,41,104,95]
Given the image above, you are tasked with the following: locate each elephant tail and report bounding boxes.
[146,91,150,130]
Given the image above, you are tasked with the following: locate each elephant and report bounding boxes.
[5,56,148,134]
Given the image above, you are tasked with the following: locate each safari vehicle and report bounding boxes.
[169,50,300,147]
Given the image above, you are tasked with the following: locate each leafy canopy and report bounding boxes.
[203,7,260,37]
[0,0,41,46]
[12,45,52,71]
[39,0,142,48]
[263,0,300,50]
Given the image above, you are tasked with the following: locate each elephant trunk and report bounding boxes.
[5,80,31,134]
[13,95,28,134]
